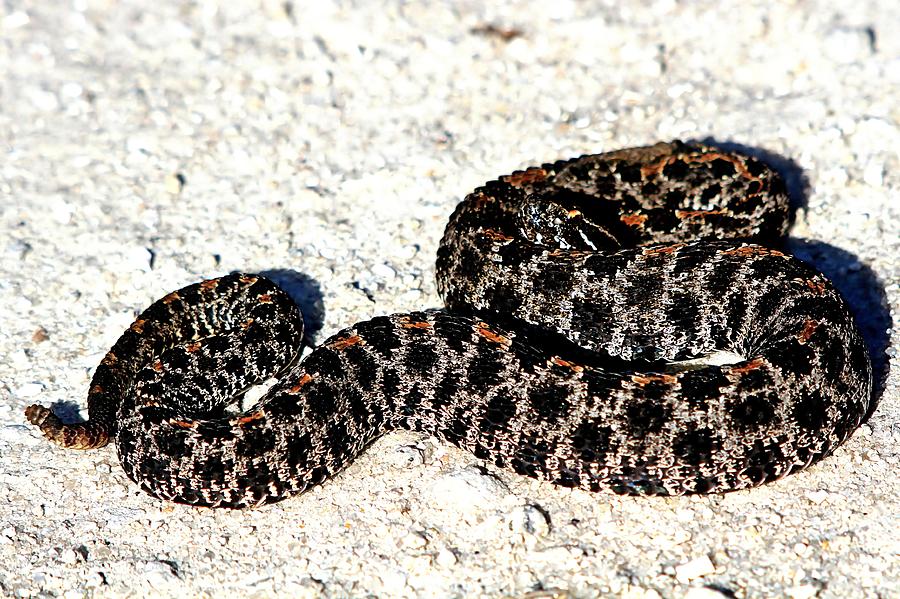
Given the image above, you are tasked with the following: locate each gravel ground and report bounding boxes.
[1,1,898,597]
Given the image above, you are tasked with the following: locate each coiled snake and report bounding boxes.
[26,141,872,509]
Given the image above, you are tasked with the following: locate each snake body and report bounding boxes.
[26,141,872,509]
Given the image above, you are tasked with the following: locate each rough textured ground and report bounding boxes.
[1,1,897,597]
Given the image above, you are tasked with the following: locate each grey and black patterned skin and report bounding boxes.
[26,141,872,509]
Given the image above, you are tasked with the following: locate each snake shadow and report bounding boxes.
[697,137,891,418]
[259,269,326,349]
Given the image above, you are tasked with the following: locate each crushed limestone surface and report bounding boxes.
[1,1,897,597]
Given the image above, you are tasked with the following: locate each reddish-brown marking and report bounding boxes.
[797,319,819,345]
[503,167,548,187]
[101,352,118,366]
[239,275,258,284]
[643,244,684,256]
[400,317,432,330]
[200,279,220,290]
[130,319,147,334]
[642,152,731,175]
[675,209,727,219]
[90,384,104,395]
[567,209,582,218]
[288,373,313,393]
[185,341,203,353]
[257,293,273,303]
[730,357,766,374]
[639,156,671,178]
[693,152,748,173]
[330,335,364,350]
[481,228,514,243]
[152,360,164,372]
[640,152,762,190]
[170,419,197,429]
[233,411,265,426]
[687,153,763,196]
[620,213,648,227]
[550,356,584,372]
[630,373,677,386]
[162,291,181,304]
[476,322,511,346]
[805,279,827,295]
[721,246,785,257]
[469,192,491,210]
[240,318,255,330]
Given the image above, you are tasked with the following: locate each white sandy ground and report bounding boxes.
[1,1,898,597]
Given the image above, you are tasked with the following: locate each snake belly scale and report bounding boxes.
[26,141,872,509]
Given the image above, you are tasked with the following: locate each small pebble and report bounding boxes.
[622,588,663,599]
[506,504,551,538]
[377,569,408,593]
[786,584,820,599]
[862,161,883,187]
[428,467,508,513]
[2,11,30,28]
[400,531,428,549]
[26,87,59,111]
[123,247,153,272]
[164,173,185,194]
[806,490,830,504]
[12,383,44,399]
[142,561,179,590]
[371,262,396,281]
[823,27,873,63]
[385,444,425,468]
[84,572,106,589]
[435,548,457,567]
[675,556,716,583]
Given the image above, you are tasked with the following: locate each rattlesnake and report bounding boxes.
[26,141,872,509]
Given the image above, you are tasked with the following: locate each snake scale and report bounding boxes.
[26,141,872,509]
